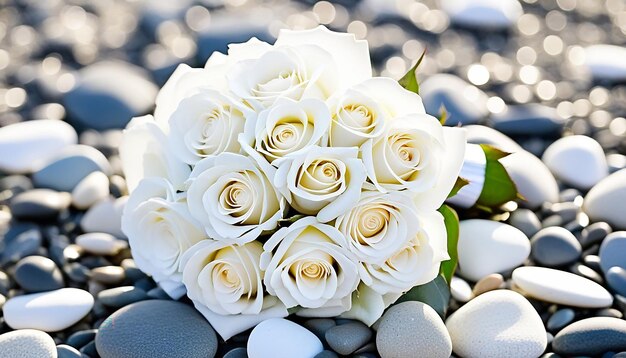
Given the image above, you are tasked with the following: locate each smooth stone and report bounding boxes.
[457,220,530,281]
[314,351,339,358]
[98,286,149,308]
[446,290,546,358]
[248,318,323,358]
[440,0,522,28]
[91,266,126,285]
[57,344,82,358]
[80,196,127,237]
[451,276,473,303]
[584,169,626,229]
[542,136,608,190]
[9,190,71,220]
[14,256,64,292]
[553,317,626,355]
[597,308,624,319]
[472,273,504,296]
[0,227,42,266]
[583,45,626,81]
[64,61,158,130]
[420,74,489,125]
[0,119,77,174]
[606,267,626,297]
[599,232,626,274]
[377,301,451,358]
[3,288,94,332]
[224,347,248,358]
[530,227,582,267]
[512,267,613,308]
[547,309,576,332]
[75,232,128,256]
[0,329,57,358]
[71,171,110,210]
[66,329,97,349]
[580,222,612,248]
[32,145,111,192]
[491,104,565,136]
[464,125,523,153]
[303,319,336,342]
[509,209,542,237]
[569,263,604,285]
[79,341,97,356]
[501,150,560,208]
[325,322,372,355]
[96,300,217,358]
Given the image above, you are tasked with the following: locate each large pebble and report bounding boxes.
[80,196,127,237]
[599,231,626,274]
[553,317,626,355]
[14,255,64,292]
[512,267,613,308]
[377,301,451,358]
[3,288,94,332]
[75,232,128,255]
[71,171,110,209]
[542,135,608,190]
[491,104,565,136]
[584,169,626,229]
[446,290,546,358]
[530,227,581,267]
[457,220,530,281]
[0,329,57,358]
[440,0,522,29]
[420,74,488,125]
[583,45,626,81]
[500,150,560,208]
[325,322,372,355]
[9,190,71,220]
[248,318,323,358]
[0,119,77,174]
[96,300,217,358]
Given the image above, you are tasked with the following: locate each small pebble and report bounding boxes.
[606,266,626,297]
[508,209,542,237]
[547,309,575,332]
[599,232,626,274]
[531,227,582,267]
[75,232,128,256]
[91,266,125,285]
[472,273,504,296]
[9,190,71,220]
[71,171,110,210]
[14,255,64,293]
[57,344,83,358]
[325,322,372,355]
[97,286,149,308]
[450,276,473,303]
[580,222,612,248]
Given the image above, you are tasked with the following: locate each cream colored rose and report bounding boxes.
[186,153,286,244]
[260,217,359,316]
[121,177,207,299]
[181,239,288,340]
[274,146,366,222]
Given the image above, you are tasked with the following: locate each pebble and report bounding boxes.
[512,267,613,308]
[14,256,64,293]
[71,171,110,210]
[530,227,582,267]
[314,351,339,358]
[80,196,127,237]
[224,347,248,358]
[3,288,94,332]
[580,222,612,248]
[584,169,626,229]
[66,329,97,349]
[377,301,451,358]
[0,226,42,266]
[583,45,626,81]
[508,209,542,238]
[599,232,626,274]
[542,136,608,190]
[64,61,158,130]
[57,344,83,358]
[597,308,623,319]
[472,273,504,296]
[446,290,547,358]
[569,263,604,284]
[325,322,372,355]
[552,317,626,356]
[96,300,217,358]
[457,220,530,281]
[491,104,565,136]
[9,190,71,220]
[75,232,128,256]
[32,145,111,192]
[0,119,77,174]
[547,309,576,332]
[97,286,149,308]
[500,150,560,208]
[420,74,489,125]
[91,266,125,285]
[0,329,57,358]
[464,125,523,153]
[248,318,323,358]
[606,267,626,297]
[440,0,522,29]
[451,276,473,303]
[303,319,337,342]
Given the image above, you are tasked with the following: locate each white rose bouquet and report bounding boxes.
[120,26,467,340]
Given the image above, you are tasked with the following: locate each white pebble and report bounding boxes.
[500,150,559,208]
[584,169,626,229]
[248,318,323,358]
[451,277,473,303]
[80,196,127,237]
[76,232,128,255]
[72,171,110,209]
[0,329,57,358]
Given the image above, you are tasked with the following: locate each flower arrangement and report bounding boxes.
[120,25,467,340]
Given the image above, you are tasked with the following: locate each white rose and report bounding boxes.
[181,239,288,340]
[168,89,252,165]
[186,153,286,244]
[119,115,191,193]
[327,78,425,148]
[260,217,359,316]
[121,177,207,299]
[274,146,367,222]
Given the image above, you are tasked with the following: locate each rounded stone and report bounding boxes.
[553,317,626,356]
[580,222,612,248]
[445,290,547,358]
[9,190,72,220]
[97,286,149,308]
[547,309,575,332]
[500,150,559,208]
[247,318,323,358]
[71,171,110,210]
[530,227,582,267]
[508,209,542,238]
[606,266,626,297]
[75,232,128,255]
[80,196,127,237]
[0,329,57,358]
[95,300,217,358]
[377,301,452,358]
[512,267,613,308]
[464,125,523,153]
[472,273,504,296]
[584,169,626,229]
[91,266,126,285]
[491,104,565,136]
[450,276,473,303]
[325,322,372,355]
[57,344,82,358]
[224,347,248,358]
[599,232,626,274]
[14,255,64,292]
[303,319,336,342]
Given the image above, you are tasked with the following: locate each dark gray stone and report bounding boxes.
[223,347,248,358]
[79,340,97,357]
[0,226,42,266]
[547,309,575,332]
[315,350,339,358]
[65,263,91,284]
[0,271,10,295]
[580,222,612,248]
[95,300,218,358]
[599,232,626,274]
[553,317,626,356]
[56,344,82,358]
[508,209,542,237]
[325,322,372,355]
[146,287,170,300]
[531,227,582,267]
[491,104,565,136]
[98,286,149,308]
[303,319,336,342]
[9,190,71,220]
[14,255,64,292]
[606,266,626,297]
[67,329,97,349]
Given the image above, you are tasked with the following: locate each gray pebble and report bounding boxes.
[9,190,71,220]
[508,209,542,237]
[91,266,125,285]
[315,350,339,358]
[79,340,97,356]
[66,329,97,349]
[0,271,11,295]
[531,227,582,267]
[224,347,248,358]
[147,287,171,300]
[0,227,42,266]
[547,309,575,332]
[98,286,149,308]
[553,317,626,356]
[14,256,64,292]
[599,232,626,274]
[303,319,336,342]
[606,266,626,296]
[65,263,91,284]
[56,344,82,358]
[325,322,372,355]
[580,222,612,248]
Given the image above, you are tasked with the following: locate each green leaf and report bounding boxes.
[438,204,460,284]
[476,144,521,208]
[447,176,469,199]
[287,306,301,315]
[398,48,426,94]
[396,275,450,319]
[278,214,306,227]
[438,105,448,125]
